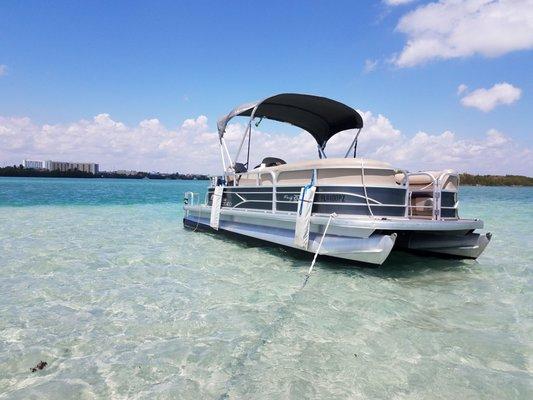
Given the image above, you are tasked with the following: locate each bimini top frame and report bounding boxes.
[216,93,364,172]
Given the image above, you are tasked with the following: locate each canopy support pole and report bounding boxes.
[317,145,327,159]
[245,122,252,170]
[220,138,233,171]
[219,139,227,172]
[232,104,260,171]
[233,122,250,169]
[344,128,362,158]
[222,138,233,166]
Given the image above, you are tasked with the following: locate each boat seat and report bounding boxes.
[395,173,432,185]
[254,157,286,169]
[395,170,457,190]
[234,163,247,173]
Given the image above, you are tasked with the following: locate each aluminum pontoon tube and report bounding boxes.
[183,212,397,265]
[406,232,492,259]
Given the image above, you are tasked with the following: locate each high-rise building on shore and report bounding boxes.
[115,170,139,176]
[23,159,99,174]
[22,160,45,169]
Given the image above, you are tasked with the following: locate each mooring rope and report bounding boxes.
[217,212,337,398]
[300,212,337,289]
[191,212,201,232]
[184,192,203,232]
[361,158,374,220]
[216,293,300,400]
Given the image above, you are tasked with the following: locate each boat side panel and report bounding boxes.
[208,186,408,217]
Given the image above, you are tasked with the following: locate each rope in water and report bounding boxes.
[217,212,337,398]
[216,292,300,399]
[191,213,201,232]
[361,158,374,219]
[184,192,202,232]
[300,212,337,289]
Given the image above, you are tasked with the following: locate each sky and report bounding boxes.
[0,0,532,174]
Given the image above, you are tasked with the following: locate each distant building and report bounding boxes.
[22,160,45,169]
[22,159,99,174]
[116,170,138,176]
[44,160,99,174]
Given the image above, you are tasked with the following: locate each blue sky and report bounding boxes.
[1,0,532,173]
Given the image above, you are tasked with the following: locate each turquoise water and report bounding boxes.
[0,177,531,399]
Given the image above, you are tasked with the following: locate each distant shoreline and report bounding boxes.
[0,166,532,186]
[0,166,209,180]
[458,173,532,186]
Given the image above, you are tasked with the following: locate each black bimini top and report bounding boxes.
[217,93,364,148]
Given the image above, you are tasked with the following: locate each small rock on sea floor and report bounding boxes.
[30,361,48,372]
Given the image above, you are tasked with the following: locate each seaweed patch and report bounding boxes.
[30,361,48,372]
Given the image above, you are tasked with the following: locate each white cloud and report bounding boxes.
[363,59,378,73]
[393,0,533,67]
[457,84,468,95]
[460,82,522,112]
[0,65,7,76]
[369,128,530,174]
[0,112,531,175]
[384,0,416,5]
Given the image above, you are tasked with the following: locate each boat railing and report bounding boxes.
[184,191,200,206]
[225,166,410,215]
[226,169,278,212]
[221,167,458,220]
[183,191,201,219]
[402,171,459,220]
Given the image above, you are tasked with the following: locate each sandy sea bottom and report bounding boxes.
[0,178,532,399]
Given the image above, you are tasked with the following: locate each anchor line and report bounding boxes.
[189,205,201,232]
[216,293,301,399]
[217,213,337,398]
[301,212,337,289]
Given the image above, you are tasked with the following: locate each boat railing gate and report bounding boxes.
[226,170,279,212]
[184,191,200,209]
[401,171,459,220]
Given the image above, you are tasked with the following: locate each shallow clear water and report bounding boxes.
[0,177,531,399]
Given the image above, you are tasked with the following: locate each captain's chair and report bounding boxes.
[254,157,286,169]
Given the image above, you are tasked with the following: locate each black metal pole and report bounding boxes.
[245,125,251,171]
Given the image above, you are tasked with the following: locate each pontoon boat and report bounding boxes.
[183,94,491,265]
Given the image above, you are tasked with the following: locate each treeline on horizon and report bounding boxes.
[0,165,210,180]
[0,165,532,186]
[458,173,533,186]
